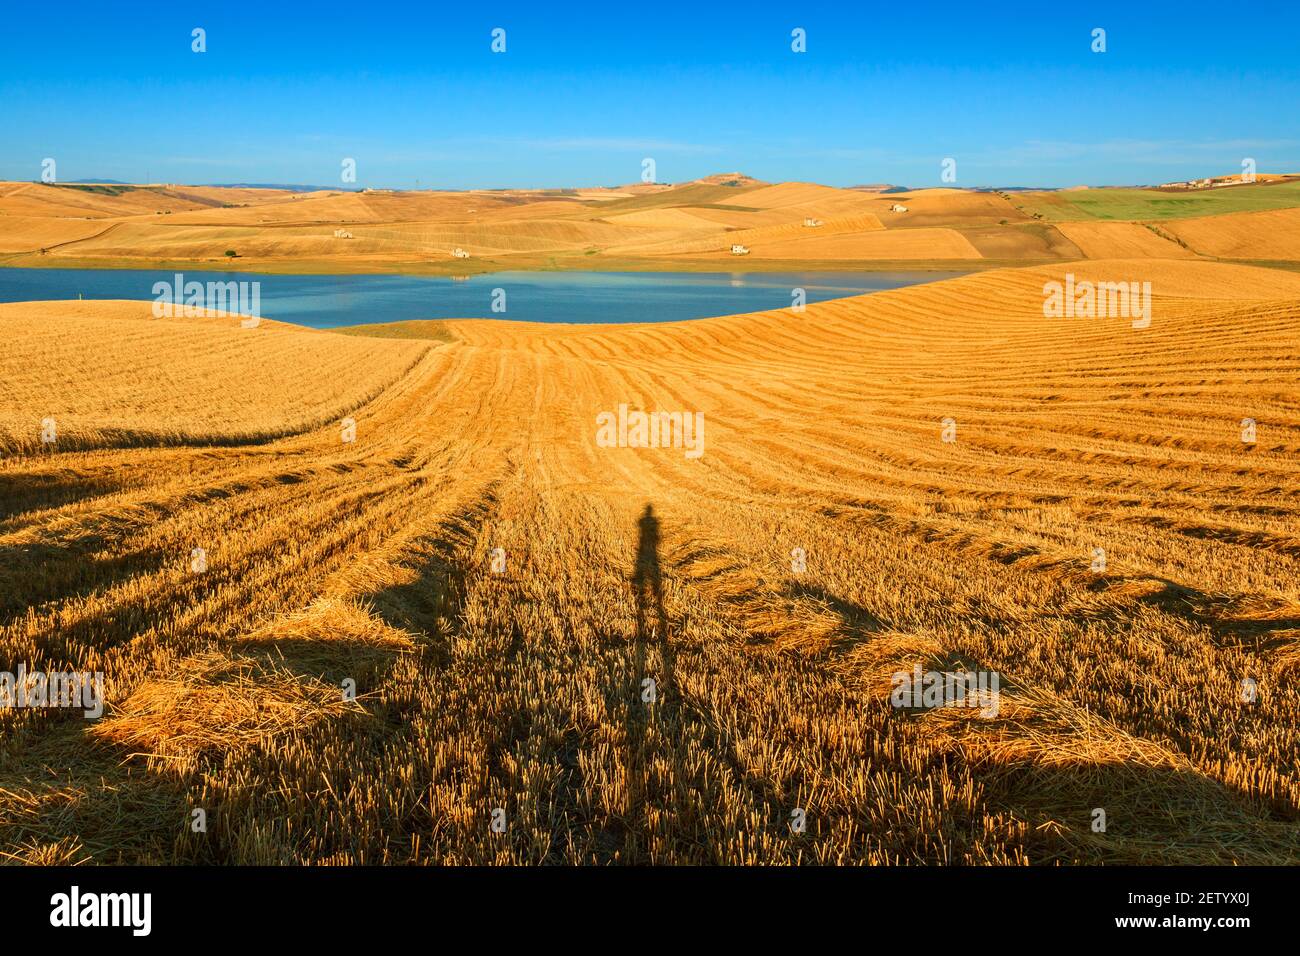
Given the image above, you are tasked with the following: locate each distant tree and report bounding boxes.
[224,249,238,258]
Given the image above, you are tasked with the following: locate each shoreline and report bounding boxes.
[0,262,975,331]
[0,252,996,278]
[6,254,1296,279]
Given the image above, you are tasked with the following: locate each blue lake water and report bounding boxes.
[0,267,965,328]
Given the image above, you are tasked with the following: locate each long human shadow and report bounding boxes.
[632,504,670,655]
[621,503,679,859]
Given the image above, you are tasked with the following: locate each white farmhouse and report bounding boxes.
[803,218,823,227]
[333,228,353,239]
[451,247,471,259]
[889,203,908,213]
[730,244,750,255]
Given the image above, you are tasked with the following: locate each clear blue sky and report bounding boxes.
[2,0,1297,190]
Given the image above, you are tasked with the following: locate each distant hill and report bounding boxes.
[601,172,766,196]
[679,172,768,188]
[59,179,358,192]
[207,183,361,192]
[978,185,1063,193]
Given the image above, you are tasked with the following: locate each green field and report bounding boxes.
[1012,180,1300,222]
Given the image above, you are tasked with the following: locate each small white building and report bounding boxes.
[451,247,471,259]
[889,203,908,213]
[730,244,750,255]
[333,228,353,239]
[803,218,823,227]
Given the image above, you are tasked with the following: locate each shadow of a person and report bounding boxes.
[622,504,679,852]
[632,504,667,642]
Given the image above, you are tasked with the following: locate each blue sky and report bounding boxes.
[2,0,1297,189]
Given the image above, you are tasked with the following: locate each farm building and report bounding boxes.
[730,244,750,255]
[889,203,908,213]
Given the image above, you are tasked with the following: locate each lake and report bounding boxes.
[0,267,965,328]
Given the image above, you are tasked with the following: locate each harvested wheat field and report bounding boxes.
[2,257,1299,865]
[0,301,427,454]
[1053,221,1199,260]
[1163,206,1300,261]
[709,225,983,260]
[0,216,113,254]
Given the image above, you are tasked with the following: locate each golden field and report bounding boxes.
[0,301,426,454]
[2,247,1300,863]
[3,174,1299,275]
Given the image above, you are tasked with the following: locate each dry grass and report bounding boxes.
[0,215,111,253]
[714,225,983,260]
[0,301,429,454]
[1,258,1299,864]
[1054,221,1198,259]
[1164,206,1300,261]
